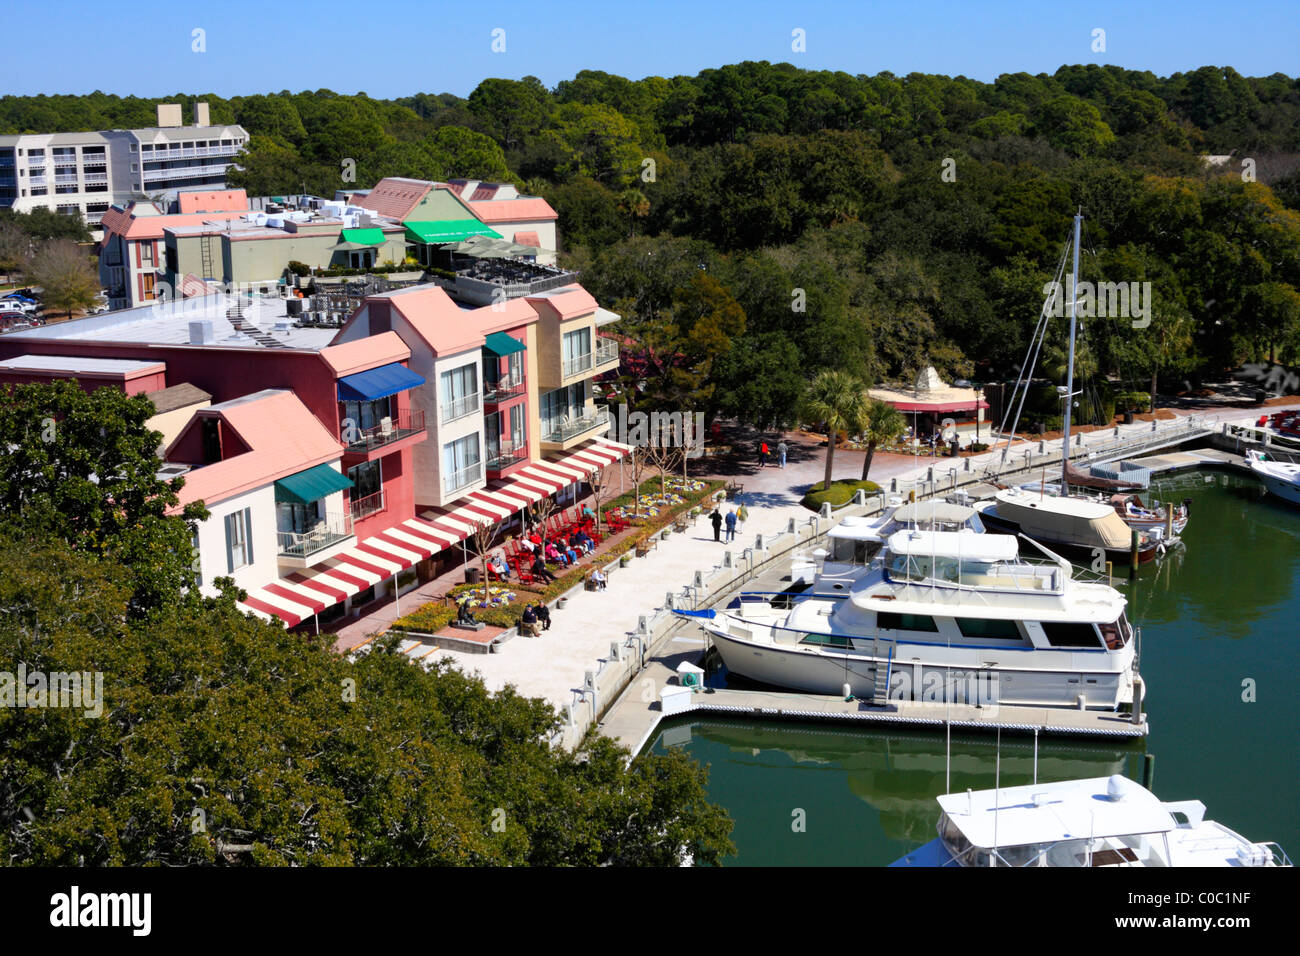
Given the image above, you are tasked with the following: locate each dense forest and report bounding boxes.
[4,62,1300,425]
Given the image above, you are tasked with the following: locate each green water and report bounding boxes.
[648,470,1300,866]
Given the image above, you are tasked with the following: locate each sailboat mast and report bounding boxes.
[1060,209,1083,493]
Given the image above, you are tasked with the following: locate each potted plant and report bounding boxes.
[619,553,631,568]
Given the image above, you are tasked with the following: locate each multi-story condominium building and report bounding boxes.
[0,279,629,629]
[0,103,246,235]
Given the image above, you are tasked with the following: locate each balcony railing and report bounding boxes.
[54,175,79,185]
[143,163,236,182]
[483,375,526,403]
[443,460,483,495]
[595,336,620,368]
[563,352,593,379]
[349,490,386,521]
[440,391,480,424]
[144,144,241,159]
[344,407,424,453]
[277,513,354,559]
[542,406,610,444]
[485,444,528,472]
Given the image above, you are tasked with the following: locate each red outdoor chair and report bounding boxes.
[512,559,535,585]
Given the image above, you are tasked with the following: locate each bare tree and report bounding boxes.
[469,518,500,607]
[587,466,609,536]
[680,415,704,482]
[530,495,557,538]
[646,437,678,498]
[627,447,649,518]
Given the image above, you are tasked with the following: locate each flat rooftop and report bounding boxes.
[0,354,165,376]
[3,294,338,351]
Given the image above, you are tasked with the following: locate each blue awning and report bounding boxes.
[337,363,426,402]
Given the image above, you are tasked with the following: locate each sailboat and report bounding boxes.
[975,210,1172,564]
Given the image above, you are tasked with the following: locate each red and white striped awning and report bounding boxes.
[236,516,452,627]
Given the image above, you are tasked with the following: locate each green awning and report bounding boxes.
[404,219,502,244]
[340,227,388,246]
[483,331,526,357]
[274,463,353,505]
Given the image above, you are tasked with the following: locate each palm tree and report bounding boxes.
[857,398,906,480]
[803,371,867,492]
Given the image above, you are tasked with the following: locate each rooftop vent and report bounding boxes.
[188,319,214,345]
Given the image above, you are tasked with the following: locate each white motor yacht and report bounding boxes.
[891,774,1291,867]
[692,528,1140,710]
[1247,449,1300,507]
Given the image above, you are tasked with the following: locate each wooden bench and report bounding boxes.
[634,537,657,558]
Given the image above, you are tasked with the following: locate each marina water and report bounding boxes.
[647,470,1300,865]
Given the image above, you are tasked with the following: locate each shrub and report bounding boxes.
[286,260,311,277]
[800,479,881,511]
[390,604,455,634]
[968,441,990,452]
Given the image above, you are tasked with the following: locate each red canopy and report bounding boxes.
[888,399,989,413]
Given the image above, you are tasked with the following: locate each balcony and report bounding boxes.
[595,336,620,369]
[143,162,236,182]
[563,352,593,379]
[483,375,526,404]
[277,513,354,562]
[344,407,425,455]
[485,444,528,474]
[146,144,241,160]
[349,490,386,521]
[443,461,483,495]
[440,391,480,424]
[542,406,610,444]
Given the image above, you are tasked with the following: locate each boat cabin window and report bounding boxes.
[1098,613,1132,649]
[878,611,939,633]
[1041,621,1103,649]
[800,633,854,649]
[830,536,878,565]
[956,617,1022,640]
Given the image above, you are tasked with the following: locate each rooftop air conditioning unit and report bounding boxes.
[188,319,214,345]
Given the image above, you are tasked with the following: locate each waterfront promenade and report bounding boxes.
[335,400,1300,738]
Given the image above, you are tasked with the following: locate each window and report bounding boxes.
[540,382,586,437]
[1041,622,1102,649]
[341,396,393,437]
[956,618,1022,640]
[439,363,479,422]
[800,633,854,649]
[442,433,481,493]
[347,460,382,500]
[141,243,153,264]
[224,508,253,571]
[562,327,592,376]
[141,274,156,300]
[877,611,939,633]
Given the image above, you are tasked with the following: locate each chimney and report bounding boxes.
[156,103,183,128]
[194,102,210,127]
[188,319,214,345]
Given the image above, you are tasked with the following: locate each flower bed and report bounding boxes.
[449,582,518,608]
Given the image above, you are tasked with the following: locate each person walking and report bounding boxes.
[724,508,738,543]
[759,440,769,468]
[777,440,788,468]
[710,508,723,542]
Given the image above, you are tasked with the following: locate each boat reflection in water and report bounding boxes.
[653,718,1139,857]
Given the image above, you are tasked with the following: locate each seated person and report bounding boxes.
[574,530,594,552]
[518,537,537,554]
[544,541,568,566]
[532,553,558,583]
[582,504,596,521]
[536,602,551,631]
[489,551,512,579]
[456,597,475,625]
[558,537,580,564]
[590,568,607,591]
[520,604,539,637]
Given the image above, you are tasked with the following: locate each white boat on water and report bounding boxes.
[891,774,1291,867]
[693,528,1141,710]
[1247,449,1300,506]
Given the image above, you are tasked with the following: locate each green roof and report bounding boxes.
[404,219,502,244]
[274,463,353,505]
[483,331,526,357]
[340,227,388,246]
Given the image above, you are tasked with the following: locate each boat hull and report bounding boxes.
[706,624,1131,710]
[1255,470,1300,507]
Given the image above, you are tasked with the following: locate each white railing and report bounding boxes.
[440,391,481,424]
[443,460,482,494]
[542,406,610,443]
[144,145,241,160]
[277,514,354,558]
[563,351,593,378]
[595,337,619,367]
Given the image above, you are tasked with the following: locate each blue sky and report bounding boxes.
[1,0,1293,99]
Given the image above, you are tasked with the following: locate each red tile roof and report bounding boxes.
[526,285,597,321]
[166,389,344,509]
[177,189,248,213]
[317,331,410,378]
[353,177,435,220]
[514,230,541,248]
[469,198,557,222]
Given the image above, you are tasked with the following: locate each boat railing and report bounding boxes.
[1259,842,1293,867]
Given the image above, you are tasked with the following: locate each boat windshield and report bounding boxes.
[829,536,881,565]
[886,551,1060,591]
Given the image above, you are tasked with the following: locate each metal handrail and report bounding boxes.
[349,489,385,521]
[443,461,483,494]
[563,351,594,378]
[440,391,481,424]
[277,514,354,558]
